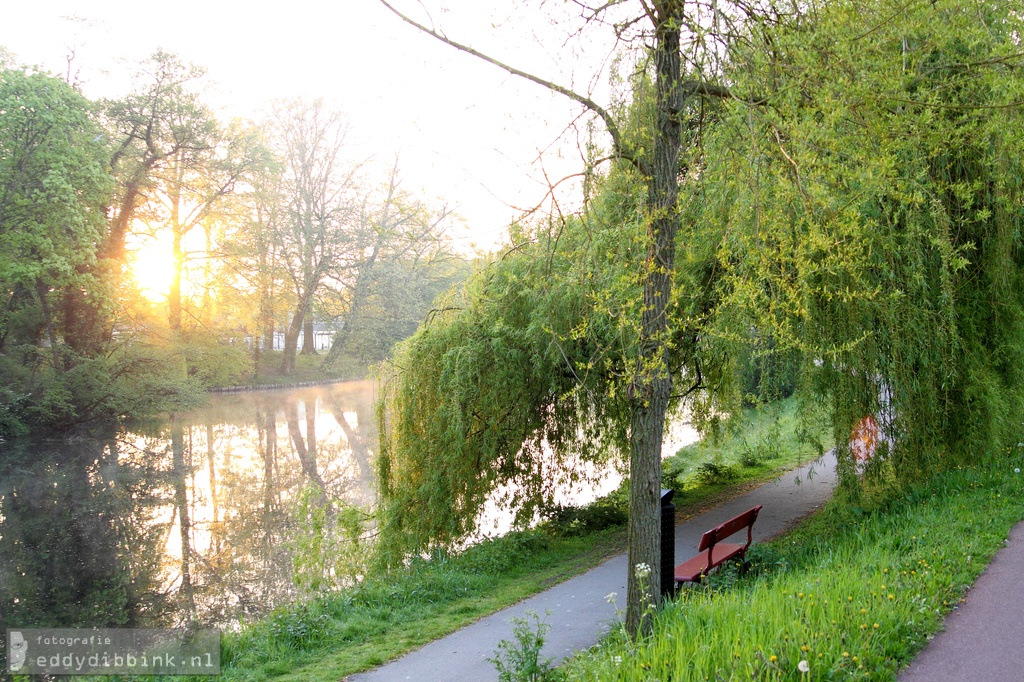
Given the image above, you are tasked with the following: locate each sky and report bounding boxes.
[0,1,631,254]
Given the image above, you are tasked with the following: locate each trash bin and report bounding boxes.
[661,488,676,596]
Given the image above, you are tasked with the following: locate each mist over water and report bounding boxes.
[1,381,697,633]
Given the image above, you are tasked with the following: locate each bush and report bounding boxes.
[541,488,628,537]
[695,460,738,485]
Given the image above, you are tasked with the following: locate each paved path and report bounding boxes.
[347,452,838,682]
[897,520,1024,682]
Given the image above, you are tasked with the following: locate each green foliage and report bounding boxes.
[661,396,830,492]
[488,611,565,682]
[290,485,372,594]
[701,0,1024,486]
[0,339,208,436]
[176,332,253,386]
[332,254,471,366]
[0,66,112,360]
[374,156,729,562]
[694,460,739,485]
[541,487,629,538]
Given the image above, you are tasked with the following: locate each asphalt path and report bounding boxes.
[347,451,839,682]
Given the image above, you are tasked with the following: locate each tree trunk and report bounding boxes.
[61,265,106,360]
[169,214,183,333]
[35,279,61,372]
[262,323,275,356]
[171,423,197,623]
[281,311,302,375]
[321,243,379,369]
[261,409,277,515]
[301,318,316,354]
[286,398,327,494]
[625,2,682,637]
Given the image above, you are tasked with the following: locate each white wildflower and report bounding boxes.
[798,660,810,673]
[605,592,618,604]
[635,563,651,579]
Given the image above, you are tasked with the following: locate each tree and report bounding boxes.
[219,137,289,368]
[376,0,749,634]
[320,159,458,369]
[0,66,111,370]
[269,99,361,375]
[700,0,1024,485]
[106,53,260,334]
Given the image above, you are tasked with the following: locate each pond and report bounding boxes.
[0,380,697,634]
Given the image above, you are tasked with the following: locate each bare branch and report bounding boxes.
[377,0,650,176]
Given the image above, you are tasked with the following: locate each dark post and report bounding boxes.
[660,489,676,596]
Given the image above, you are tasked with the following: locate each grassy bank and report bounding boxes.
[214,351,368,389]
[662,396,831,517]
[48,396,828,682]
[561,453,1024,680]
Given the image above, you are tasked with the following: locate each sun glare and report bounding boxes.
[129,234,176,303]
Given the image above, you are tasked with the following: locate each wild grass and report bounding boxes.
[562,453,1024,681]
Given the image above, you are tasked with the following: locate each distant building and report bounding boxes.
[271,323,338,351]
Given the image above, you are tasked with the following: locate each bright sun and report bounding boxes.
[128,233,175,303]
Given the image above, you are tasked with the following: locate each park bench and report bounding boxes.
[673,504,763,584]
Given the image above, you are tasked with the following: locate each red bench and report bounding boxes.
[674,504,763,584]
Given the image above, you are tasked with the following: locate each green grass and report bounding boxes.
[561,453,1024,681]
[219,527,629,681]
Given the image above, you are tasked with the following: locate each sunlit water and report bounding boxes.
[0,380,698,633]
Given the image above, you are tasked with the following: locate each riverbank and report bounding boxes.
[17,396,826,681]
[210,351,370,392]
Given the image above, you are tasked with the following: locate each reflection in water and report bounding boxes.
[0,379,696,641]
[0,381,379,637]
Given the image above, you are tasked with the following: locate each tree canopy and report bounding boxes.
[705,0,1024,482]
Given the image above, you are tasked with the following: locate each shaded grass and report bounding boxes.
[562,453,1024,681]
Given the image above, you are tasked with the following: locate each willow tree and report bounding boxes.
[701,0,1024,488]
[376,0,765,634]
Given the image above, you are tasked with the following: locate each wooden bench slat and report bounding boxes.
[674,504,763,585]
[673,543,746,582]
[697,506,761,552]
